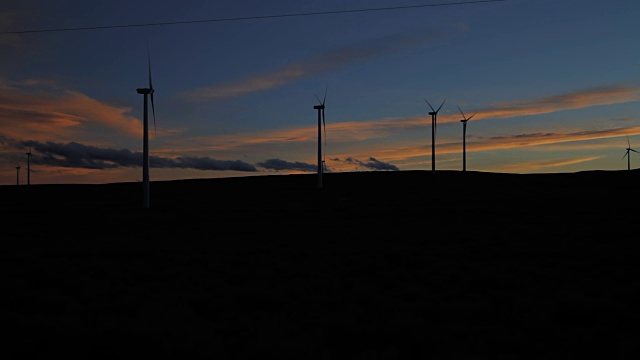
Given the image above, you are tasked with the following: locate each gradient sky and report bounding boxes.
[1,0,639,185]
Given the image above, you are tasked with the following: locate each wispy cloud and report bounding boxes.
[470,126,640,152]
[490,156,605,173]
[435,85,640,124]
[173,85,640,158]
[180,33,429,101]
[361,126,640,164]
[0,79,142,142]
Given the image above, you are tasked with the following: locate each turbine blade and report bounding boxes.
[315,94,322,105]
[623,151,628,159]
[147,47,153,91]
[151,92,156,135]
[146,45,157,136]
[148,64,153,90]
[322,84,328,105]
[322,108,326,129]
[468,113,477,120]
[457,105,465,119]
[631,149,640,153]
[627,136,630,148]
[436,98,446,113]
[322,108,327,162]
[425,99,435,112]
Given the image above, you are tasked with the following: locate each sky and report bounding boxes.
[1,0,639,185]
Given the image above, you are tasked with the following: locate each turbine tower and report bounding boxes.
[136,48,156,209]
[458,106,476,172]
[313,87,327,188]
[25,148,31,185]
[425,98,446,174]
[623,136,639,171]
[16,163,20,186]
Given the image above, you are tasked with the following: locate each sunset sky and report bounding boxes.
[1,0,639,185]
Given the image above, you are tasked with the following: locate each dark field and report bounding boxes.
[1,170,639,359]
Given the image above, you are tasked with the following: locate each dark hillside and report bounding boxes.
[1,170,638,359]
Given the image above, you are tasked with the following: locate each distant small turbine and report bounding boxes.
[622,136,639,171]
[25,148,31,185]
[425,98,446,174]
[136,47,156,209]
[16,163,20,186]
[457,106,476,172]
[314,87,328,188]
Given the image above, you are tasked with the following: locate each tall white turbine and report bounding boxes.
[314,88,327,188]
[623,136,639,171]
[425,99,446,174]
[136,49,156,209]
[25,148,31,185]
[16,163,20,186]
[457,106,476,172]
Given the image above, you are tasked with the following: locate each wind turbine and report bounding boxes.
[425,98,446,174]
[15,163,20,186]
[622,136,639,171]
[458,106,476,172]
[136,48,156,209]
[25,148,31,185]
[314,87,327,188]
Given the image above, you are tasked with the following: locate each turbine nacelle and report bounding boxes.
[458,106,476,122]
[136,88,153,95]
[623,136,639,157]
[425,98,446,115]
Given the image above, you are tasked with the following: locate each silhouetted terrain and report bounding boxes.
[1,170,638,359]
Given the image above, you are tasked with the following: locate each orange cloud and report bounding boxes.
[316,126,640,166]
[0,79,142,143]
[435,85,640,124]
[176,85,640,154]
[464,126,640,153]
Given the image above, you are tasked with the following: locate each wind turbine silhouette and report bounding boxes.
[458,106,476,172]
[622,136,639,171]
[15,163,20,186]
[136,48,156,209]
[425,98,446,174]
[314,87,327,188]
[25,148,31,185]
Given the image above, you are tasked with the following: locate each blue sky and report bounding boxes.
[1,0,639,184]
